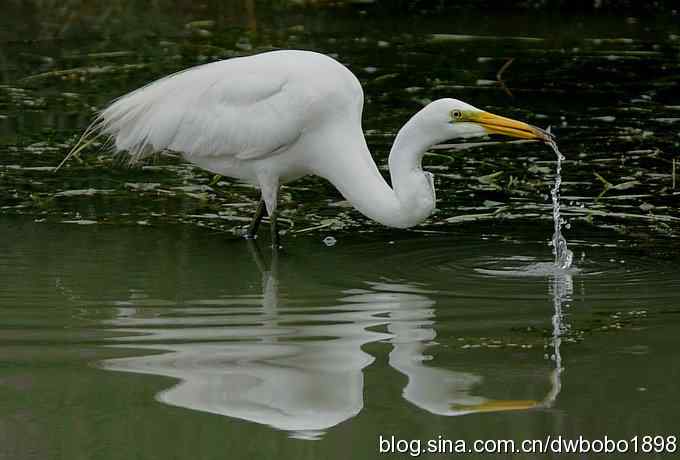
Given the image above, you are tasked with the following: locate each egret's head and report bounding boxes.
[422,98,553,143]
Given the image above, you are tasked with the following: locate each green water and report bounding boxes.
[1,2,679,459]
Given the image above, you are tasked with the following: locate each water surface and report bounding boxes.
[2,218,679,459]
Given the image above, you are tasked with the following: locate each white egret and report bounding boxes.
[59,50,552,245]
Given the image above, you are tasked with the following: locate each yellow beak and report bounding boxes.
[474,111,553,142]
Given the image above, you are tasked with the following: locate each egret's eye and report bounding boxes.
[450,109,463,121]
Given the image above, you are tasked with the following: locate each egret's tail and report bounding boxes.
[53,116,105,172]
[54,66,190,172]
[54,87,160,172]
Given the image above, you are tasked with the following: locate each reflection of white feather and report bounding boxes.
[103,268,384,438]
[106,342,371,438]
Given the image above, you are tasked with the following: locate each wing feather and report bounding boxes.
[63,56,306,168]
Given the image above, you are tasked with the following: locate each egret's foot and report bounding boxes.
[272,237,282,249]
[236,224,258,240]
[271,230,281,248]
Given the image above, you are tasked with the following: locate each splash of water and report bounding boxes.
[547,135,573,270]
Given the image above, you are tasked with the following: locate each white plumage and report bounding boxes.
[60,50,551,244]
[101,52,312,164]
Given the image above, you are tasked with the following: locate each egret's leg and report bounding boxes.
[270,209,280,248]
[245,199,266,239]
[260,177,280,248]
[258,175,281,247]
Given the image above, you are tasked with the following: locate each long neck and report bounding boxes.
[388,115,436,213]
[311,118,435,229]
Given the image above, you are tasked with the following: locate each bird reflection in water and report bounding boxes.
[101,243,568,439]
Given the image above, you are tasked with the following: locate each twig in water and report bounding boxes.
[294,222,333,234]
[496,58,515,98]
[594,171,612,200]
[209,175,223,186]
[23,63,148,82]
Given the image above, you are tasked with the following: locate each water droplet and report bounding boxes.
[547,139,573,270]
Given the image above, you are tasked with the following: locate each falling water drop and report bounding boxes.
[546,134,573,270]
